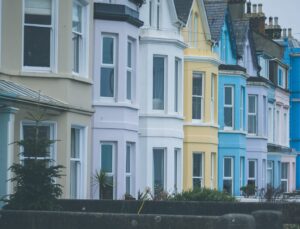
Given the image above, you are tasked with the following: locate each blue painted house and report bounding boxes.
[276,29,300,189]
[205,0,247,196]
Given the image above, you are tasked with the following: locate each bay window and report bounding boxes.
[192,72,203,120]
[101,35,116,98]
[240,87,245,130]
[174,58,180,113]
[267,160,274,187]
[127,40,133,101]
[281,163,289,192]
[224,85,234,129]
[248,160,257,189]
[211,74,215,123]
[248,95,257,135]
[23,0,54,69]
[174,148,181,192]
[126,143,135,196]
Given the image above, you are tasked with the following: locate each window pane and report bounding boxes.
[248,115,257,134]
[153,149,164,193]
[126,176,130,194]
[25,0,52,25]
[71,128,80,158]
[24,26,51,67]
[70,160,79,198]
[249,161,255,178]
[72,3,82,33]
[193,73,202,96]
[225,87,232,105]
[126,145,130,173]
[101,144,112,173]
[102,37,114,64]
[127,42,132,68]
[281,163,288,179]
[193,178,201,188]
[224,107,233,127]
[175,59,179,112]
[127,71,131,100]
[223,180,232,194]
[248,96,256,113]
[192,97,202,119]
[224,158,232,177]
[153,57,164,110]
[193,154,202,177]
[100,68,114,97]
[72,33,81,73]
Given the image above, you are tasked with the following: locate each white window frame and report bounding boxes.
[259,56,269,79]
[223,157,233,195]
[240,157,244,188]
[211,74,215,123]
[100,34,116,100]
[152,55,166,111]
[240,87,245,131]
[72,0,88,77]
[22,0,56,72]
[125,143,135,196]
[126,39,133,102]
[174,148,181,193]
[192,72,204,122]
[211,153,216,189]
[268,105,274,143]
[275,109,280,144]
[174,58,180,113]
[192,152,204,189]
[100,142,116,199]
[248,159,257,186]
[263,96,267,137]
[281,162,289,192]
[224,85,234,130]
[278,65,286,88]
[153,148,166,193]
[267,160,274,187]
[70,126,85,199]
[20,121,56,162]
[248,95,258,135]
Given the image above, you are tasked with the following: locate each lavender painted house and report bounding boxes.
[92,0,143,199]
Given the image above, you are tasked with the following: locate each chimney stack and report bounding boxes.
[253,4,257,14]
[283,28,287,38]
[274,17,279,26]
[288,28,292,38]
[247,1,251,14]
[269,17,273,27]
[258,4,262,14]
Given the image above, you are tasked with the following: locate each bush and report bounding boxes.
[240,184,257,197]
[171,188,236,202]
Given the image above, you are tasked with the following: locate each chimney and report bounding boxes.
[283,28,287,38]
[258,4,262,14]
[247,1,251,14]
[253,4,257,14]
[228,0,247,20]
[269,17,273,27]
[288,28,292,38]
[274,17,279,26]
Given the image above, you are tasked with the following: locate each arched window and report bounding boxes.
[194,14,198,47]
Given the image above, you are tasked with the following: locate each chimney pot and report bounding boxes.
[253,4,257,14]
[269,17,273,26]
[258,4,262,14]
[274,17,279,26]
[288,28,292,38]
[283,28,287,38]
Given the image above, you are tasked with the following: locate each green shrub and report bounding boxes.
[171,188,236,202]
[240,184,256,197]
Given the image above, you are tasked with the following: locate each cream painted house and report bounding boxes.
[0,0,94,203]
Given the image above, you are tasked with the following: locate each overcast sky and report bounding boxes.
[251,0,300,40]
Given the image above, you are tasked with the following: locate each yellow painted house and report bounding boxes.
[175,0,221,190]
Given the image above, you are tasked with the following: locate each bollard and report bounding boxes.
[216,214,256,229]
[252,210,283,229]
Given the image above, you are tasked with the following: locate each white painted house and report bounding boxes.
[137,0,186,195]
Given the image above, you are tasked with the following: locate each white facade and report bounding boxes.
[92,2,141,199]
[137,0,186,194]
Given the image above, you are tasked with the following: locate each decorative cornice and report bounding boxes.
[184,56,222,66]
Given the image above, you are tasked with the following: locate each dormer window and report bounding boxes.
[278,66,286,89]
[259,56,269,79]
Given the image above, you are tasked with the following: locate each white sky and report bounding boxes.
[251,0,300,40]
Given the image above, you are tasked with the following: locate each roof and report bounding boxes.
[232,19,249,58]
[0,80,68,108]
[173,0,194,24]
[204,0,227,41]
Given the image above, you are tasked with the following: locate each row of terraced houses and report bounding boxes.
[1,0,300,202]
